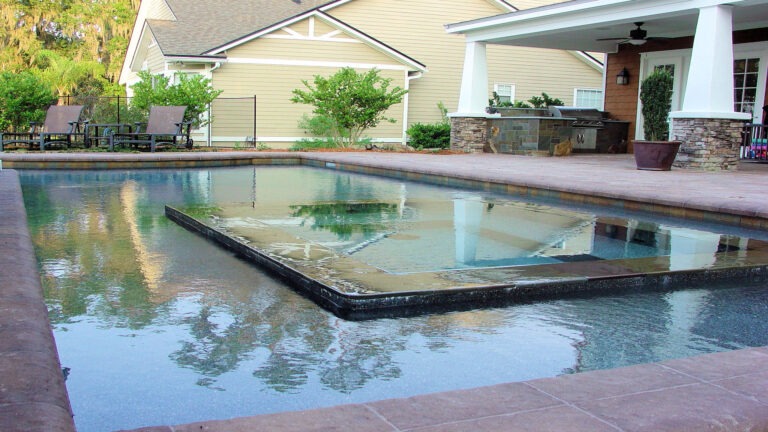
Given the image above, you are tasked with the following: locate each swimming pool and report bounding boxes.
[19,166,768,431]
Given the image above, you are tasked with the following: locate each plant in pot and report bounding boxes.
[634,69,681,170]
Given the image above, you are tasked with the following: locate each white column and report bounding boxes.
[672,5,749,120]
[455,41,490,116]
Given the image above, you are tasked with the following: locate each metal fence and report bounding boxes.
[741,123,768,161]
[60,95,257,147]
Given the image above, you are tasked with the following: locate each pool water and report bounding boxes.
[19,166,768,432]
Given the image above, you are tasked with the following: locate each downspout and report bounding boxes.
[403,71,423,146]
[600,53,607,111]
[207,61,222,147]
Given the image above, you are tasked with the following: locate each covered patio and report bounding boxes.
[446,0,768,170]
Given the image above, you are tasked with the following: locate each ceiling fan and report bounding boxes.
[597,22,667,46]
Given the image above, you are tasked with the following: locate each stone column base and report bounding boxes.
[450,116,488,153]
[672,118,746,170]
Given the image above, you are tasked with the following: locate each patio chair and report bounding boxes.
[109,106,193,152]
[0,105,84,151]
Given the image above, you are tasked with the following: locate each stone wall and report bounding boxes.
[672,118,746,170]
[487,118,571,155]
[450,117,488,153]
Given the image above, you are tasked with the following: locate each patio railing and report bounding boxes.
[741,123,768,161]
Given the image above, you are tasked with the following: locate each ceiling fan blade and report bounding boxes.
[596,37,629,41]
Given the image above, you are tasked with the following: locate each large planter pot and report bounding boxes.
[633,140,681,171]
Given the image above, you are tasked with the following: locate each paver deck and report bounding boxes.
[2,151,767,432]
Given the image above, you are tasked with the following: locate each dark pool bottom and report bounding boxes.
[166,206,768,319]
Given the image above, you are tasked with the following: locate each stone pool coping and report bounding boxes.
[0,169,75,432]
[1,151,767,431]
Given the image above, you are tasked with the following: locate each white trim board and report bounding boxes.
[226,57,411,71]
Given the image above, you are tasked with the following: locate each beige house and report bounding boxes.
[120,0,604,148]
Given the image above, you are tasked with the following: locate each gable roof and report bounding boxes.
[205,10,427,71]
[141,0,522,56]
[148,0,335,56]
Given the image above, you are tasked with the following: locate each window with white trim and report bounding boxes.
[734,58,760,115]
[172,71,196,85]
[573,88,603,109]
[493,83,515,104]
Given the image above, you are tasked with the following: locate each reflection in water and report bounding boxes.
[290,202,399,241]
[18,166,768,432]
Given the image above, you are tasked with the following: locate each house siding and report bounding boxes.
[145,43,166,73]
[228,37,399,65]
[328,0,602,126]
[212,33,407,147]
[488,46,602,106]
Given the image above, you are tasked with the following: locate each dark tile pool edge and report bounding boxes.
[0,170,75,432]
[0,152,302,170]
[165,205,768,320]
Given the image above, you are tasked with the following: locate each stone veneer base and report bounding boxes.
[672,117,746,170]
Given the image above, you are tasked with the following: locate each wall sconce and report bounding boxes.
[616,68,630,86]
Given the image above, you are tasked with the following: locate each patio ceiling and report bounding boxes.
[445,0,768,53]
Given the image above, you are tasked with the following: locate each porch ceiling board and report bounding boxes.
[446,0,768,53]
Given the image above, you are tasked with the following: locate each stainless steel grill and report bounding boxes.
[548,106,629,153]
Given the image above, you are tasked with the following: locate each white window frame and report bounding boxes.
[573,88,603,109]
[493,83,516,104]
[733,43,768,124]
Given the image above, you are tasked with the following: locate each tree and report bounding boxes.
[0,0,138,87]
[291,67,407,148]
[32,50,112,96]
[0,71,56,132]
[640,70,673,141]
[130,71,222,128]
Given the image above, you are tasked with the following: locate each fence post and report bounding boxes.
[207,103,212,147]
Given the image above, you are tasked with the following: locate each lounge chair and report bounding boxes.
[0,105,84,151]
[109,106,193,152]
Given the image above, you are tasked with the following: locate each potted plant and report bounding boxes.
[633,70,681,170]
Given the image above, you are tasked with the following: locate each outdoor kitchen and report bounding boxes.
[484,107,630,155]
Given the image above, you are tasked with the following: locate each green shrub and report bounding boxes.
[407,122,451,149]
[291,67,407,148]
[0,71,56,132]
[130,71,222,128]
[527,92,564,108]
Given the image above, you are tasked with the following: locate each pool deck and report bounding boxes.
[1,151,768,432]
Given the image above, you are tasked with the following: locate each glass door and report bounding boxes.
[734,58,761,123]
[637,56,684,140]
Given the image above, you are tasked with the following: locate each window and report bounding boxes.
[734,58,760,115]
[493,83,515,104]
[574,88,603,109]
[172,71,195,85]
[653,64,675,76]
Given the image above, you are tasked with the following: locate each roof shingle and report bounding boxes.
[149,0,334,55]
